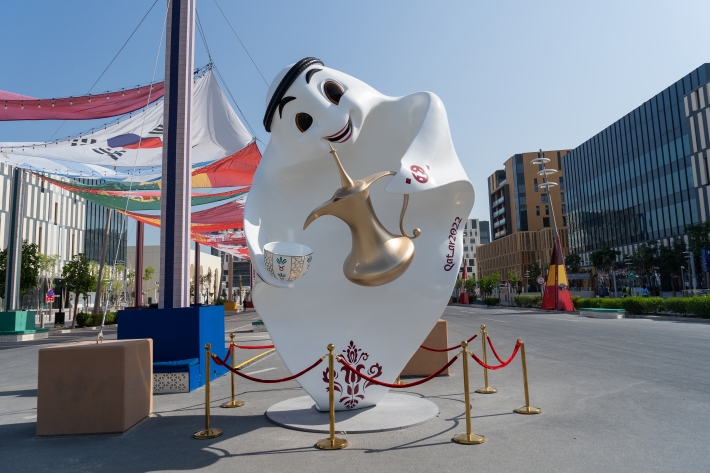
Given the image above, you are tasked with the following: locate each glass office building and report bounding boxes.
[564,64,710,259]
[79,179,127,265]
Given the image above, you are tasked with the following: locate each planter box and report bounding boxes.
[580,308,626,319]
[37,339,153,436]
[401,319,450,377]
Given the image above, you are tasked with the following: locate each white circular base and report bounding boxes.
[265,393,439,433]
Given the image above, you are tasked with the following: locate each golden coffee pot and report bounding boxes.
[304,144,420,287]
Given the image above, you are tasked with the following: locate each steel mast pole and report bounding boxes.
[159,0,195,309]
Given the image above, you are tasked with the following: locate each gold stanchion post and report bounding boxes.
[316,344,348,450]
[194,343,223,439]
[475,324,497,394]
[395,375,403,385]
[514,340,541,415]
[221,333,245,408]
[453,340,485,445]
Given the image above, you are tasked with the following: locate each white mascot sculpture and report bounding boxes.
[245,57,474,411]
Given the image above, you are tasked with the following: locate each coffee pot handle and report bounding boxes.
[399,194,421,239]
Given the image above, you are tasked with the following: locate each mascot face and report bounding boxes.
[265,65,383,162]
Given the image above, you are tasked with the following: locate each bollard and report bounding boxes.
[475,325,497,394]
[194,343,223,439]
[221,333,245,408]
[453,340,485,445]
[316,344,348,450]
[514,340,541,415]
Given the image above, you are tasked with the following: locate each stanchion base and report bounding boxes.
[514,405,541,415]
[453,432,486,445]
[315,437,348,450]
[221,400,245,408]
[474,387,498,394]
[193,428,223,439]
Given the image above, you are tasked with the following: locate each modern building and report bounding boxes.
[221,254,252,301]
[77,179,127,266]
[488,150,570,240]
[459,219,489,279]
[564,64,710,264]
[478,151,569,282]
[127,245,222,305]
[477,227,569,286]
[0,168,86,311]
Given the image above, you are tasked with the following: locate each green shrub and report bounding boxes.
[213,297,226,306]
[687,296,710,318]
[76,312,97,328]
[620,297,645,315]
[483,297,500,306]
[575,298,602,309]
[514,294,541,308]
[663,298,688,315]
[620,296,664,315]
[600,298,623,309]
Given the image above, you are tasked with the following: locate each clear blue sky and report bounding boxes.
[2,0,709,246]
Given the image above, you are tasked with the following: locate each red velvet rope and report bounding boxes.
[234,344,275,349]
[420,333,478,352]
[486,335,507,364]
[337,354,459,388]
[212,353,323,383]
[470,340,521,370]
[215,343,233,365]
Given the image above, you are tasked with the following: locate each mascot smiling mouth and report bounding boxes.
[324,117,352,143]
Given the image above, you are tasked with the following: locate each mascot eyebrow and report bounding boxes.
[278,96,297,119]
[305,68,322,84]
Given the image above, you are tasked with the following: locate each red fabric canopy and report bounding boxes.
[0,82,164,121]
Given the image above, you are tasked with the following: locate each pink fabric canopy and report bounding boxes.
[0,82,164,121]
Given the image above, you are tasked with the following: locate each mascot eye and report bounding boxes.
[295,113,313,132]
[324,81,344,105]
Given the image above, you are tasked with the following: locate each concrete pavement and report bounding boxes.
[0,306,708,472]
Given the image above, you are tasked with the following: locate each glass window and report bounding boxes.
[536,206,540,216]
[534,178,538,192]
[543,217,550,228]
[541,194,549,203]
[545,205,550,215]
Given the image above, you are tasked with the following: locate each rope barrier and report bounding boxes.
[470,340,521,370]
[234,344,275,350]
[420,333,477,352]
[212,353,324,383]
[215,342,233,365]
[486,335,506,364]
[337,354,459,388]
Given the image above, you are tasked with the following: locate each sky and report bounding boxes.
[1,0,710,246]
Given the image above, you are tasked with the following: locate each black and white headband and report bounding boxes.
[263,57,324,133]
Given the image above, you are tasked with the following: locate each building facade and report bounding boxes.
[564,64,710,263]
[479,151,569,281]
[221,254,252,300]
[488,150,570,241]
[78,179,127,266]
[458,219,489,279]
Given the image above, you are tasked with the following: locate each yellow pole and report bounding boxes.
[221,333,245,408]
[453,340,485,445]
[475,325,497,394]
[514,340,541,414]
[194,343,223,439]
[316,344,348,450]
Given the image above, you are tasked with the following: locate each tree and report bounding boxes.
[477,271,501,298]
[0,240,42,298]
[630,242,659,289]
[685,221,710,287]
[62,254,97,328]
[143,266,155,282]
[528,262,542,278]
[508,269,521,294]
[565,254,582,274]
[657,239,687,296]
[464,275,477,294]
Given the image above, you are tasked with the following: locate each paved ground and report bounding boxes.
[1,306,708,472]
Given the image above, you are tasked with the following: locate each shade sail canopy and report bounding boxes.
[0,69,252,171]
[0,82,165,121]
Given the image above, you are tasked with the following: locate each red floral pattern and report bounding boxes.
[322,340,383,409]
